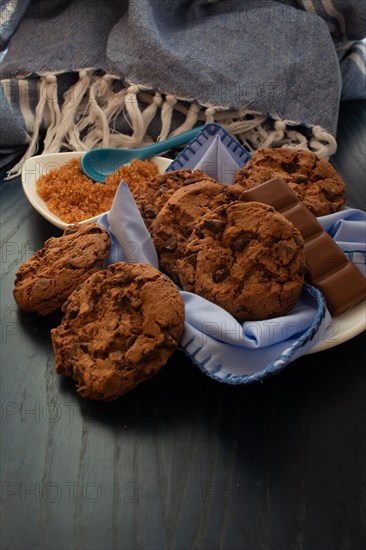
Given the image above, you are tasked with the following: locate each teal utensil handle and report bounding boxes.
[133,125,205,158]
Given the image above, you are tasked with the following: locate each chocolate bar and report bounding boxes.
[239,177,366,317]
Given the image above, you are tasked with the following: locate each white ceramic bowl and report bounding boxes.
[21,151,171,230]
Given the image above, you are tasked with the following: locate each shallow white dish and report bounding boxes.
[21,151,172,230]
[306,299,365,354]
[21,151,365,354]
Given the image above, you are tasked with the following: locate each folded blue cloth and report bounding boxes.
[96,125,366,383]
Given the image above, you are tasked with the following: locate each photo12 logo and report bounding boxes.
[1,481,138,504]
[1,240,38,267]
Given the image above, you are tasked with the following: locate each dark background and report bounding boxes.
[1,101,365,550]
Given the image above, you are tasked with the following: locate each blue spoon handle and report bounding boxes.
[133,125,205,158]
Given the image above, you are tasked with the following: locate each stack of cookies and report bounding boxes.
[13,147,348,400]
[128,148,346,321]
[148,180,307,321]
[13,224,185,401]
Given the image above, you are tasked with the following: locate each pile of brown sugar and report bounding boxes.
[36,158,160,224]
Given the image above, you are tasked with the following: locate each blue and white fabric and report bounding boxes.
[0,0,365,176]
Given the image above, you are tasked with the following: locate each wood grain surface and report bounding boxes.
[1,101,365,550]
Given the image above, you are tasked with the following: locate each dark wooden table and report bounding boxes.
[1,102,365,550]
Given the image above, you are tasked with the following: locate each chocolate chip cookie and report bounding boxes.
[51,262,185,401]
[132,169,216,228]
[234,148,346,216]
[150,180,239,285]
[13,222,110,316]
[179,201,306,321]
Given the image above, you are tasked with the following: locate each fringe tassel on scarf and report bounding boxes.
[3,69,338,179]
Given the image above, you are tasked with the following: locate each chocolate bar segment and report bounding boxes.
[279,203,323,241]
[315,263,366,318]
[239,177,366,317]
[305,232,348,281]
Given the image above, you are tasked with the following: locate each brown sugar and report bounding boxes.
[36,158,160,224]
[105,159,159,191]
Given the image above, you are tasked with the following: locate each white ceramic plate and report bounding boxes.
[306,298,365,354]
[21,152,172,230]
[21,152,365,353]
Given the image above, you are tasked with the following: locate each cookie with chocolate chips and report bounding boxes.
[51,262,185,401]
[234,148,346,216]
[150,180,241,285]
[179,201,306,321]
[132,168,216,229]
[13,222,110,316]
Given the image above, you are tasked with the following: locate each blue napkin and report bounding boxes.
[167,124,250,183]
[318,209,366,277]
[97,125,366,383]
